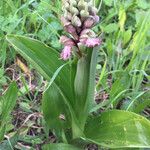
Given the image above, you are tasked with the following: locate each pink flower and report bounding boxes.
[60,46,72,60]
[82,38,101,48]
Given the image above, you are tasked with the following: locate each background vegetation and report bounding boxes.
[0,0,150,149]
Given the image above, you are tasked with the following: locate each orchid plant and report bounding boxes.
[6,0,150,149]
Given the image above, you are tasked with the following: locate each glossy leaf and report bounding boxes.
[84,110,150,148]
[43,143,81,150]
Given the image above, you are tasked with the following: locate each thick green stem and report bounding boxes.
[73,47,98,134]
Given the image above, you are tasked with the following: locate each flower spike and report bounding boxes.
[60,0,101,60]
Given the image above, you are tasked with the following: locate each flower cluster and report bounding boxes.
[60,0,101,60]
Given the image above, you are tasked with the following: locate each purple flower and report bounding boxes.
[60,46,72,60]
[82,38,101,48]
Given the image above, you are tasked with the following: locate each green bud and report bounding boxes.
[70,0,77,6]
[72,15,82,27]
[64,10,72,20]
[78,0,87,10]
[70,6,79,15]
[80,10,89,18]
[62,2,70,11]
[88,6,98,15]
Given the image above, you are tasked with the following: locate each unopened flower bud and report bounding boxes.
[64,11,72,20]
[80,29,96,38]
[62,0,69,3]
[61,16,71,26]
[70,0,77,6]
[83,17,95,28]
[62,2,70,10]
[72,15,82,27]
[78,0,87,10]
[64,25,79,40]
[88,6,98,16]
[60,36,75,46]
[80,10,89,18]
[65,24,76,33]
[70,6,79,15]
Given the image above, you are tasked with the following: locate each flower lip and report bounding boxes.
[60,46,72,60]
[80,38,102,48]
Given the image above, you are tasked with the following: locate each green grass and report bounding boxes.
[0,0,150,149]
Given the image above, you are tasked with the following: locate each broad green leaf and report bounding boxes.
[84,110,150,148]
[42,63,71,131]
[6,35,75,108]
[42,83,71,131]
[0,82,18,141]
[43,143,81,150]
